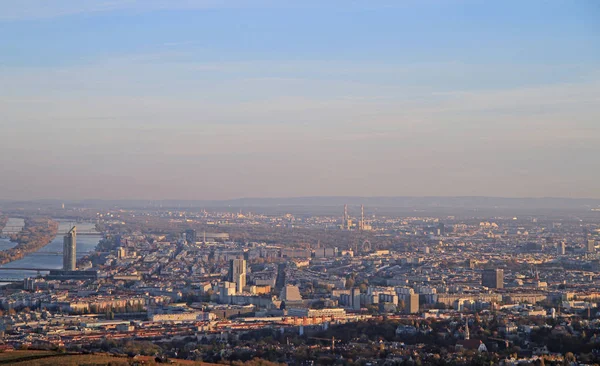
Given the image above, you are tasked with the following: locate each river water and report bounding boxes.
[0,219,101,281]
[0,217,25,251]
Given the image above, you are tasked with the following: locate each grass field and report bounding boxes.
[0,351,218,365]
[0,351,57,364]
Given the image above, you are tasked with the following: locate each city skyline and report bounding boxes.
[1,0,599,200]
[2,200,599,363]
[2,2,600,362]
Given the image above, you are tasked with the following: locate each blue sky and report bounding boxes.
[1,0,599,200]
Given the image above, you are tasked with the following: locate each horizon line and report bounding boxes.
[2,195,600,203]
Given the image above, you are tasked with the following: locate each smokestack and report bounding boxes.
[361,205,364,231]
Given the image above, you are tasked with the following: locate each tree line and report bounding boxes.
[0,218,58,265]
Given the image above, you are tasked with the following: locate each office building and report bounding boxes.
[466,259,476,269]
[436,223,445,236]
[351,287,361,311]
[228,259,247,293]
[558,241,566,255]
[46,270,97,281]
[404,293,420,314]
[185,229,197,244]
[287,308,346,318]
[587,239,596,253]
[281,284,302,302]
[63,226,77,271]
[482,268,504,289]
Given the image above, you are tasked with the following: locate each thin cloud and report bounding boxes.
[0,0,404,21]
[0,0,266,21]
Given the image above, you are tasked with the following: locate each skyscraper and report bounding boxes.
[351,287,361,311]
[587,239,596,253]
[404,293,420,314]
[63,226,76,271]
[482,268,503,289]
[558,241,566,255]
[185,229,197,244]
[229,259,247,293]
[117,247,126,259]
[436,223,445,236]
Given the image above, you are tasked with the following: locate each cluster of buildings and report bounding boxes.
[0,206,598,362]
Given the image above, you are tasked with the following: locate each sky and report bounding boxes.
[1,0,599,200]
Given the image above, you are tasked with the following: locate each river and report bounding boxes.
[0,217,25,251]
[0,219,102,282]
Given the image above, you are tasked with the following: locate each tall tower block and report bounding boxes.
[63,226,77,271]
[229,259,247,294]
[343,204,348,229]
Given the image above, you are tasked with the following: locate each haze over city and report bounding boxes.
[2,2,600,365]
[1,0,599,200]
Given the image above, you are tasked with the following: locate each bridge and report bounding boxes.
[0,267,55,272]
[28,251,94,256]
[0,226,102,236]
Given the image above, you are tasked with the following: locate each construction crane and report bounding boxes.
[308,336,336,351]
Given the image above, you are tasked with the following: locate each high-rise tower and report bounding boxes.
[558,241,566,255]
[228,259,247,293]
[343,204,348,230]
[588,239,596,253]
[63,226,77,271]
[482,268,503,289]
[185,229,197,244]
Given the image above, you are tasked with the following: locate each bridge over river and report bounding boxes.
[27,251,94,256]
[0,226,102,236]
[0,267,56,272]
[0,220,103,283]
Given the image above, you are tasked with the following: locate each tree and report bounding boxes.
[345,278,355,289]
[359,283,368,293]
[564,352,575,365]
[398,300,405,312]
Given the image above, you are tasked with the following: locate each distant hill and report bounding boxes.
[3,196,599,216]
[195,196,600,210]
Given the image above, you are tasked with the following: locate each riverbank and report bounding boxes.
[0,216,8,232]
[0,221,101,282]
[0,218,58,266]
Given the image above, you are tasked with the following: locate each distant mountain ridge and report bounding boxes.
[203,196,600,209]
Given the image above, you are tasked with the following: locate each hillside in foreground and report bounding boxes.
[0,351,219,366]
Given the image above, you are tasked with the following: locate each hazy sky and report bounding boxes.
[1,0,599,200]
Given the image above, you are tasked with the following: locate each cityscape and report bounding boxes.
[1,0,599,365]
[0,199,599,365]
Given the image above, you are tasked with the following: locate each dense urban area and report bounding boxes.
[0,199,599,365]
